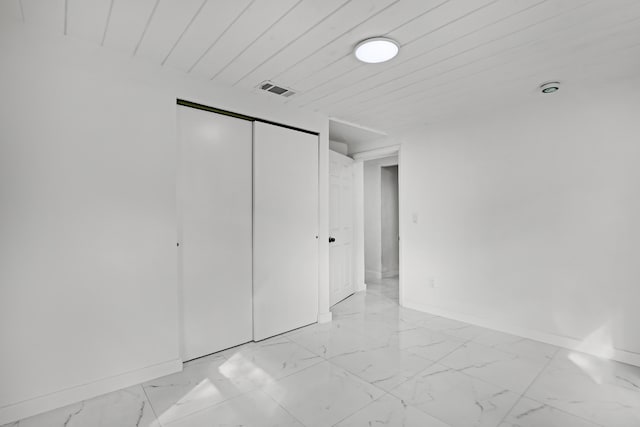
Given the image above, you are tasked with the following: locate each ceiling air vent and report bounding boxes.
[258,81,296,98]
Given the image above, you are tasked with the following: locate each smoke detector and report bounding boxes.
[258,81,296,97]
[540,81,561,94]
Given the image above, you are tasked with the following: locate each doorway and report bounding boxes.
[364,156,399,301]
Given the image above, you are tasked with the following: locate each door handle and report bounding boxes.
[329,236,336,243]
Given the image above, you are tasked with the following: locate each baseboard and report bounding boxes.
[318,311,333,323]
[0,358,182,425]
[401,300,640,368]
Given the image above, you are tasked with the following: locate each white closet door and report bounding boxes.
[178,105,253,361]
[253,122,319,341]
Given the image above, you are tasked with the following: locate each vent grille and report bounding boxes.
[258,81,296,98]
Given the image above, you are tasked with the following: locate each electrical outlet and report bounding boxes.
[428,277,436,288]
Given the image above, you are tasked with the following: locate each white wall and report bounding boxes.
[381,166,399,277]
[0,24,328,424]
[400,78,640,365]
[363,156,398,281]
[329,140,348,155]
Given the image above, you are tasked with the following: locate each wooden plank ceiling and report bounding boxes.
[3,0,640,133]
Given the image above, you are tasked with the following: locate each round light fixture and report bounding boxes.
[540,81,560,94]
[354,37,399,63]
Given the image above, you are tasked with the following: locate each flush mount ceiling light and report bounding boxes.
[354,37,399,63]
[540,81,561,94]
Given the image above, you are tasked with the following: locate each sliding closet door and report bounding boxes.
[178,105,253,361]
[253,122,319,341]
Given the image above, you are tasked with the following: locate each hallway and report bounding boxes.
[5,281,640,426]
[364,276,399,302]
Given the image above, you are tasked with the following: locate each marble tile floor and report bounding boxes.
[4,278,640,427]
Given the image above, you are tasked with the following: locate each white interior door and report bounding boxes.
[178,105,253,361]
[253,122,319,341]
[329,150,355,306]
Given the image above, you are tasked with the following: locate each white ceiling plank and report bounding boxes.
[342,23,640,128]
[9,0,640,132]
[134,0,205,63]
[212,0,349,86]
[282,0,455,93]
[20,0,64,34]
[327,1,640,119]
[290,0,544,105]
[0,0,24,24]
[232,0,399,90]
[102,0,158,54]
[297,0,587,108]
[302,0,604,112]
[163,0,252,72]
[389,0,500,44]
[189,0,301,80]
[276,0,451,90]
[367,43,640,131]
[66,0,112,44]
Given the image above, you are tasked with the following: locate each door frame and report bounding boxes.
[352,145,404,306]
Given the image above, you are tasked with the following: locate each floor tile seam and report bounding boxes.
[274,333,336,362]
[261,358,388,427]
[401,348,445,365]
[158,358,327,425]
[476,345,561,366]
[372,356,449,403]
[388,344,448,364]
[260,388,309,427]
[447,338,554,367]
[259,357,328,385]
[495,346,558,426]
[158,387,299,427]
[325,347,376,364]
[517,395,607,427]
[522,345,634,426]
[146,384,264,427]
[484,338,560,365]
[386,364,526,427]
[321,357,390,397]
[139,384,163,426]
[431,339,468,364]
[422,359,522,396]
[434,354,546,397]
[327,391,398,427]
[372,336,468,392]
[324,350,432,392]
[327,391,396,427]
[543,350,640,394]
[384,386,457,427]
[286,328,383,360]
[283,337,333,361]
[154,391,248,427]
[327,360,387,392]
[332,325,398,343]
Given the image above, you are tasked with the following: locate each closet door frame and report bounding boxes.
[176,99,320,352]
